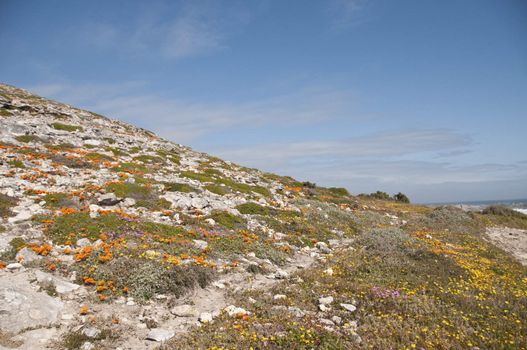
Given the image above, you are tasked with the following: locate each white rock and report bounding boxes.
[340,303,357,312]
[170,304,198,317]
[82,327,101,338]
[83,139,101,146]
[97,193,120,206]
[274,294,287,300]
[204,218,215,225]
[35,270,80,294]
[319,296,334,305]
[6,263,24,272]
[193,239,208,250]
[146,328,175,342]
[319,304,330,312]
[16,247,41,264]
[8,210,32,223]
[199,312,213,323]
[76,238,91,247]
[274,269,289,279]
[224,305,249,317]
[122,197,136,207]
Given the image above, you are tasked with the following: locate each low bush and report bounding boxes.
[50,122,83,132]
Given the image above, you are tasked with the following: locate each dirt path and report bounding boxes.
[486,227,527,266]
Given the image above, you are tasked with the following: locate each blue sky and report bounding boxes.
[1,0,526,203]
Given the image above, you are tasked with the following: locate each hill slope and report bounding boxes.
[0,83,526,349]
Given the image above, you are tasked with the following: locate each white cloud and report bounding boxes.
[28,81,360,143]
[217,129,471,164]
[78,1,249,60]
[329,0,368,30]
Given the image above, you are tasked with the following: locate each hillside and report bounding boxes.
[0,83,526,350]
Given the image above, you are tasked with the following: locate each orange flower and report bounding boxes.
[79,306,89,315]
[99,233,108,241]
[98,294,106,301]
[0,261,6,269]
[112,318,119,324]
[74,246,93,261]
[122,286,129,294]
[31,243,53,256]
[46,262,57,271]
[83,276,96,285]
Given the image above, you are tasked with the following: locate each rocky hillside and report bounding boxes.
[1,83,526,350]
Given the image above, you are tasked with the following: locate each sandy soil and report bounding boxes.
[486,227,527,266]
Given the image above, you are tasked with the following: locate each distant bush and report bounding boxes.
[359,191,410,203]
[302,181,316,189]
[327,187,350,196]
[393,192,410,203]
[482,205,526,218]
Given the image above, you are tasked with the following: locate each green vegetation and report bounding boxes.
[86,259,214,301]
[164,182,196,193]
[50,122,83,132]
[49,153,92,169]
[236,202,271,216]
[327,187,350,196]
[133,154,163,163]
[0,193,17,218]
[172,200,527,350]
[8,159,25,168]
[15,134,42,143]
[110,162,148,173]
[208,210,246,229]
[0,107,12,117]
[106,182,171,210]
[359,190,411,203]
[85,152,114,161]
[480,205,527,230]
[205,184,230,195]
[180,170,216,183]
[62,328,116,350]
[43,192,78,209]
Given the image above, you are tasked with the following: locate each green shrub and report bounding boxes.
[86,258,214,300]
[236,202,271,216]
[327,187,349,196]
[482,205,525,218]
[15,134,42,143]
[43,193,78,209]
[164,182,196,193]
[133,155,163,163]
[209,211,246,229]
[180,171,215,183]
[8,160,25,168]
[205,184,230,195]
[0,193,17,218]
[106,182,170,210]
[50,122,82,132]
[393,192,410,203]
[110,162,148,173]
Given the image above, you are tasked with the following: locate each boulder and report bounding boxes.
[97,193,120,206]
[16,247,41,264]
[0,273,64,333]
[146,328,175,342]
[170,304,198,317]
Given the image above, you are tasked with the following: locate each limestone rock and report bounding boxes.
[146,328,175,342]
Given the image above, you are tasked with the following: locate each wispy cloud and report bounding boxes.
[218,129,472,164]
[29,81,360,143]
[79,1,250,60]
[329,0,368,30]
